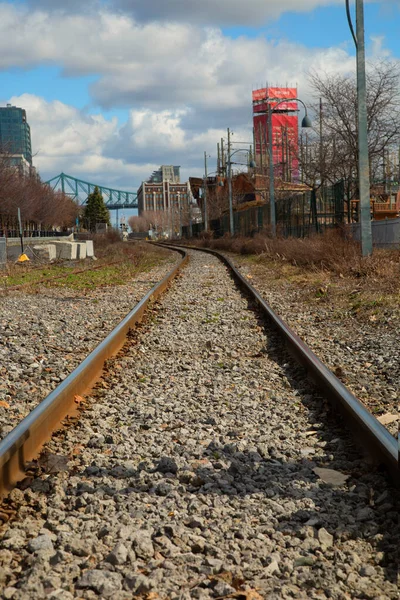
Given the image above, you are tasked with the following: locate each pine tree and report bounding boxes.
[83,186,111,231]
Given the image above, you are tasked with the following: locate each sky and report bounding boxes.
[1,0,399,205]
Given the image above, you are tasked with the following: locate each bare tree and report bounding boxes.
[0,149,79,232]
[142,210,170,237]
[304,61,400,209]
[128,215,149,233]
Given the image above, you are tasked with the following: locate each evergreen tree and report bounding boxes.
[83,186,111,231]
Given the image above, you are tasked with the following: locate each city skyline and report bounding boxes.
[0,0,399,193]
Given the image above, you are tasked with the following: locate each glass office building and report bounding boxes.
[0,104,32,166]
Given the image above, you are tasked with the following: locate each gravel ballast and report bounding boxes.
[0,255,178,441]
[230,256,399,438]
[0,250,397,599]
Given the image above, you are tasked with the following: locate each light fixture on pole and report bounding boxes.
[346,0,373,256]
[267,99,312,237]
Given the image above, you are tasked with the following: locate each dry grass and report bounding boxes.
[193,230,400,283]
[1,238,173,293]
[189,230,400,323]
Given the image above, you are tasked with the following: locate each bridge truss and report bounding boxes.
[45,172,138,209]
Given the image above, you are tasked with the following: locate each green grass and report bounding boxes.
[2,243,171,292]
[5,265,72,287]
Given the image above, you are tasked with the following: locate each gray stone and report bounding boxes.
[294,556,314,567]
[131,530,154,559]
[313,467,349,487]
[48,590,74,600]
[317,528,334,549]
[156,456,178,474]
[106,541,128,565]
[356,507,375,522]
[76,569,122,598]
[28,535,54,553]
[124,574,154,594]
[213,581,236,596]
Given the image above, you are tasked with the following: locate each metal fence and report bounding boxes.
[0,238,6,268]
[347,218,400,248]
[0,229,71,239]
[183,181,346,239]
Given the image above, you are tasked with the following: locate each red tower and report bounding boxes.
[252,87,299,181]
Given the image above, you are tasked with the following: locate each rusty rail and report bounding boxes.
[0,247,188,498]
[169,243,399,484]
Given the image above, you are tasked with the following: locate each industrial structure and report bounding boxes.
[252,87,299,182]
[46,172,138,209]
[137,165,191,216]
[0,104,33,175]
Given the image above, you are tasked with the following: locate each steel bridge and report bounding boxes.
[45,172,138,209]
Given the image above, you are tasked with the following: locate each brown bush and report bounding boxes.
[191,230,400,280]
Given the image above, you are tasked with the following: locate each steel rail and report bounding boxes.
[0,247,188,498]
[171,244,398,483]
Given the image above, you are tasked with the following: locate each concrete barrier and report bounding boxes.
[76,243,87,260]
[53,242,78,260]
[33,244,57,261]
[86,240,95,258]
[6,234,73,247]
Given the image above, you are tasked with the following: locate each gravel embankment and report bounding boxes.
[231,256,399,438]
[0,251,397,599]
[0,254,178,441]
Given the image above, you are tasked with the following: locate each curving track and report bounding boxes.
[0,247,398,599]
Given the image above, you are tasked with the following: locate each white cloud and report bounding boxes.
[9,93,118,158]
[116,0,345,26]
[2,2,397,191]
[0,4,358,113]
[27,0,345,25]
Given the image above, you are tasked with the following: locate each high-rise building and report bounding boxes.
[0,104,33,166]
[137,165,188,216]
[148,165,181,184]
[252,87,299,182]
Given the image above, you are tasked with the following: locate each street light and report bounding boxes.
[346,0,373,256]
[226,128,256,235]
[266,98,312,236]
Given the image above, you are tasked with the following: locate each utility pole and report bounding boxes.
[268,105,276,236]
[258,122,263,176]
[178,192,182,238]
[203,152,209,232]
[320,98,324,192]
[356,0,373,255]
[227,128,234,235]
[252,127,256,171]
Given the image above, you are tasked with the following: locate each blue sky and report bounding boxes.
[0,0,399,197]
[224,2,399,52]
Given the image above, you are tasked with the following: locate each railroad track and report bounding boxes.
[0,246,398,599]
